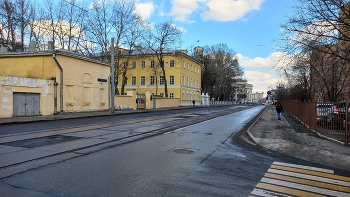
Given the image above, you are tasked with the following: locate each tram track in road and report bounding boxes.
[0,106,253,179]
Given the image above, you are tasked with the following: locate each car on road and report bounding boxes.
[327,102,350,130]
[316,104,333,125]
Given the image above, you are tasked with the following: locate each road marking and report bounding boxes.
[251,161,350,197]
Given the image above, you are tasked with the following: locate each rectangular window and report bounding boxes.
[160,93,164,96]
[132,61,136,69]
[141,61,145,69]
[132,76,136,85]
[160,76,165,85]
[182,76,185,85]
[141,76,145,85]
[123,62,127,69]
[170,76,174,85]
[183,61,186,69]
[169,93,174,98]
[187,63,189,70]
[150,76,154,85]
[187,77,189,86]
[194,67,197,73]
[191,65,193,72]
[150,60,154,68]
[190,79,192,87]
[170,60,174,68]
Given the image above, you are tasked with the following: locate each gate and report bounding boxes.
[13,93,40,117]
[136,93,146,109]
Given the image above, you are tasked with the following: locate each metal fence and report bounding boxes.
[281,101,349,146]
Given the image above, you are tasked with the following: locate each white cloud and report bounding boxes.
[168,0,264,22]
[237,52,289,69]
[135,2,155,21]
[238,52,287,93]
[201,0,265,21]
[169,0,205,23]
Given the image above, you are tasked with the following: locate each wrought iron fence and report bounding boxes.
[281,101,349,146]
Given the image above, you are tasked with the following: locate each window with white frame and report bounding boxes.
[187,77,189,86]
[160,76,164,85]
[191,65,192,72]
[190,79,192,87]
[194,67,196,73]
[141,76,145,85]
[132,76,136,85]
[182,76,185,85]
[150,60,154,68]
[141,61,145,69]
[169,93,174,98]
[194,79,196,88]
[183,61,186,68]
[170,60,174,68]
[169,76,174,85]
[187,63,189,69]
[150,76,154,85]
[182,91,185,100]
[132,61,136,69]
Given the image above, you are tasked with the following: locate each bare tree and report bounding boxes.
[0,0,18,51]
[202,43,243,100]
[279,0,350,101]
[145,20,183,97]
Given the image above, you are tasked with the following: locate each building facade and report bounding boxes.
[232,80,253,103]
[0,50,110,118]
[117,51,202,106]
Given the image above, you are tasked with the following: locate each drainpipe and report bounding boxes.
[52,52,63,114]
[53,81,58,114]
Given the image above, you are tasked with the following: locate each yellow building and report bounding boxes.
[117,50,202,106]
[0,49,111,117]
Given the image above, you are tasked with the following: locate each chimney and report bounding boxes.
[48,41,54,51]
[29,41,36,52]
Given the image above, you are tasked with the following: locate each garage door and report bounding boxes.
[13,93,40,117]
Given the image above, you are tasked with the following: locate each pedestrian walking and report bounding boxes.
[275,102,284,120]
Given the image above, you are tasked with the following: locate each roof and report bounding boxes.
[0,50,111,67]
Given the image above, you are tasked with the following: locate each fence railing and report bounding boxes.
[281,101,349,146]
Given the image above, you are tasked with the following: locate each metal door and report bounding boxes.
[13,93,40,116]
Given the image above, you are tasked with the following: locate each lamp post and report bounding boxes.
[110,38,115,113]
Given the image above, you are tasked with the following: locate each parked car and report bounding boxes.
[327,102,350,130]
[316,104,334,125]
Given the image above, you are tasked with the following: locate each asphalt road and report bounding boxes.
[1,105,343,197]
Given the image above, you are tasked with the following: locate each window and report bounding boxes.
[160,76,165,85]
[182,76,185,85]
[183,61,186,69]
[132,76,136,85]
[132,61,136,69]
[141,61,145,69]
[187,63,190,69]
[141,76,145,85]
[123,62,127,69]
[150,60,154,68]
[160,93,164,96]
[170,60,174,68]
[194,67,196,73]
[169,93,174,98]
[194,79,196,88]
[187,77,189,86]
[190,79,192,87]
[150,76,154,85]
[191,65,192,72]
[169,76,174,85]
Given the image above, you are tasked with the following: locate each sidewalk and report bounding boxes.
[247,105,350,172]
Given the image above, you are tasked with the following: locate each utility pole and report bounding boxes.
[110,38,115,113]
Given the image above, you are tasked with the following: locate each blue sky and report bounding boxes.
[133,0,297,94]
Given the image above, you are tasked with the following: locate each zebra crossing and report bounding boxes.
[250,161,350,197]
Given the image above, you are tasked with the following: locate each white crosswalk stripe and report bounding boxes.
[251,161,350,197]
